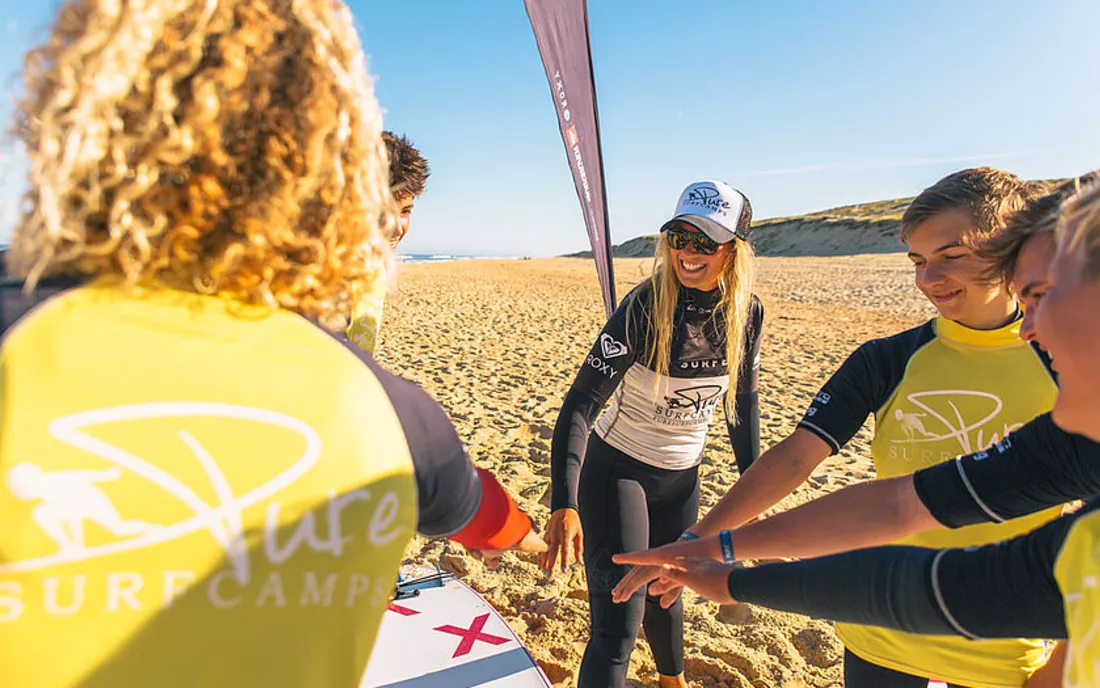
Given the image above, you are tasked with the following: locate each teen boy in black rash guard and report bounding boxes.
[640,180,1100,688]
[543,181,764,688]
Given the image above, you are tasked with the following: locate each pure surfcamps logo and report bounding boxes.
[0,402,407,621]
[684,184,730,217]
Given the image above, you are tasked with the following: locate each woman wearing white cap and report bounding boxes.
[540,181,764,687]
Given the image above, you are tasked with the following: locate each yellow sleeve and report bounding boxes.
[346,271,388,353]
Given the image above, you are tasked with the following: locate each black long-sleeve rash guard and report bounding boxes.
[726,499,1100,643]
[550,281,764,512]
[912,411,1100,527]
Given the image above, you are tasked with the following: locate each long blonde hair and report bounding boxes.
[628,234,757,418]
[7,0,396,331]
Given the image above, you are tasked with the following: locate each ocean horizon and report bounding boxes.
[399,253,522,264]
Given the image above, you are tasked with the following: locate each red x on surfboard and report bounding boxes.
[433,613,510,658]
[386,603,420,616]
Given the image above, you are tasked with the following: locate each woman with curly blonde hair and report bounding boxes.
[0,1,541,686]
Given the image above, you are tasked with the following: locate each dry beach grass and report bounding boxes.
[374,255,935,687]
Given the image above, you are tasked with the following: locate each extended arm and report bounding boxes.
[727,296,764,474]
[725,505,1079,640]
[549,290,642,511]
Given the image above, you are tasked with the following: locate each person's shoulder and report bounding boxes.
[625,278,654,301]
[617,279,654,315]
[0,274,84,336]
[857,319,936,357]
[749,293,763,317]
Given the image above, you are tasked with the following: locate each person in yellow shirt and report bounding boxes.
[346,132,431,352]
[616,168,1064,687]
[0,2,542,687]
[616,172,1100,688]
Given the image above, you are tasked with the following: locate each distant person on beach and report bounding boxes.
[346,131,430,352]
[542,180,765,688]
[0,1,542,686]
[617,177,1100,688]
[614,168,1067,688]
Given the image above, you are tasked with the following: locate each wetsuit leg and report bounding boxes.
[577,434,650,688]
[844,650,967,688]
[642,465,699,677]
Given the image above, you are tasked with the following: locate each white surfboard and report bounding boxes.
[361,566,552,688]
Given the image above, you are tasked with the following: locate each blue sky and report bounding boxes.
[1,1,1097,257]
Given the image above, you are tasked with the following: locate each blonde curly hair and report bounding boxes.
[8,0,396,330]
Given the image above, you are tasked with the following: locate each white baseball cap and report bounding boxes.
[659,180,753,243]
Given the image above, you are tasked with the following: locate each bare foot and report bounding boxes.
[657,672,688,688]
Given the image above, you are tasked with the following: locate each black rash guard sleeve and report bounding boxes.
[913,413,1100,528]
[329,333,483,538]
[726,502,1091,641]
[797,322,935,454]
[550,287,646,511]
[727,295,764,473]
[0,277,81,336]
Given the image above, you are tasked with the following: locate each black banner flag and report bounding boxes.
[525,0,616,317]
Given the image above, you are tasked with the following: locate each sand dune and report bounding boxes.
[374,256,934,687]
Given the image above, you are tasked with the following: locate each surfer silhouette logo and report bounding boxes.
[664,385,724,412]
[7,463,160,553]
[889,390,1019,454]
[0,402,325,583]
[599,334,628,359]
[894,409,934,441]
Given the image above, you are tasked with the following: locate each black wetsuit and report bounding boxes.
[913,412,1100,527]
[551,281,763,686]
[725,500,1098,682]
[721,412,1100,686]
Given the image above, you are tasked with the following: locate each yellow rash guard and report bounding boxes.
[1054,505,1100,687]
[347,268,389,353]
[0,277,525,688]
[799,314,1061,687]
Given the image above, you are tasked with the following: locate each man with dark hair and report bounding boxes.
[383,131,430,247]
[347,131,431,352]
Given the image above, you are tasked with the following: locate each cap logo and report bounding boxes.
[684,185,730,216]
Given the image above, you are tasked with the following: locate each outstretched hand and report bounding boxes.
[540,508,584,573]
[611,535,724,604]
[646,558,738,607]
[470,528,548,569]
[611,565,666,603]
[612,534,721,568]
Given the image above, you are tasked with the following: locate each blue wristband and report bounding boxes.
[678,531,700,542]
[718,530,736,564]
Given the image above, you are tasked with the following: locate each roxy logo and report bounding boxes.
[600,334,628,359]
[586,354,615,378]
[553,70,571,122]
[0,403,407,621]
[685,185,730,216]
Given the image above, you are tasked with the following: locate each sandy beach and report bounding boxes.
[375,255,935,688]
